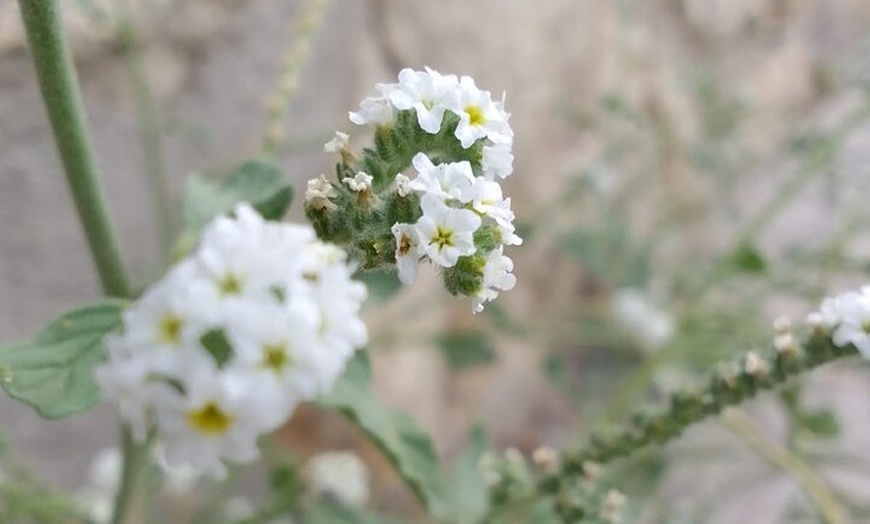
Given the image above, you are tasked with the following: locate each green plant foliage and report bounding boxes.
[316,351,451,518]
[0,300,124,419]
[798,409,840,439]
[183,159,295,232]
[441,425,492,524]
[301,503,405,524]
[437,329,495,370]
[730,241,767,274]
[355,270,403,305]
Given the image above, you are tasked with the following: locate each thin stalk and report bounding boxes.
[722,409,845,524]
[18,0,131,298]
[114,0,173,261]
[262,0,330,155]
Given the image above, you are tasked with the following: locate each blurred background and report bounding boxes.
[1,0,870,522]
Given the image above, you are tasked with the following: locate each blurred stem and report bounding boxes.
[722,409,845,524]
[262,0,330,155]
[112,427,146,524]
[114,0,173,262]
[18,0,131,298]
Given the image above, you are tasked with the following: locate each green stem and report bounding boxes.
[18,0,131,298]
[537,333,857,496]
[111,427,145,524]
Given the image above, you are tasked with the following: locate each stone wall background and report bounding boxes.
[1,1,869,522]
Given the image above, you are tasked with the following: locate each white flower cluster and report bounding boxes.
[806,286,870,358]
[351,67,520,313]
[96,204,367,475]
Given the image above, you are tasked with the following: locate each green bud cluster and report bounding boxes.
[306,110,493,292]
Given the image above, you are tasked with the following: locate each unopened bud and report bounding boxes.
[772,315,792,334]
[531,446,559,474]
[600,489,627,523]
[744,351,768,378]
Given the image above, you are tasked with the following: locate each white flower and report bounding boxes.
[416,193,480,267]
[449,76,513,148]
[391,223,422,285]
[472,248,517,313]
[306,451,370,508]
[394,173,412,197]
[323,131,350,153]
[305,175,338,212]
[154,361,270,476]
[349,96,394,126]
[408,153,475,203]
[387,67,459,134]
[611,288,674,351]
[343,172,374,193]
[87,448,121,494]
[827,289,870,357]
[98,204,368,474]
[481,143,514,179]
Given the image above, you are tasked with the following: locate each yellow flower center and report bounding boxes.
[465,105,485,126]
[432,227,455,251]
[157,313,183,345]
[262,343,292,373]
[187,402,234,435]
[218,272,243,296]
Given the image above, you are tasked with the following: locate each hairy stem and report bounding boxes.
[18,0,131,298]
[538,333,856,495]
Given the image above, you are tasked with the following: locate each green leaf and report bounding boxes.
[798,409,840,438]
[0,300,124,419]
[316,352,449,518]
[183,159,294,232]
[730,241,767,274]
[355,270,402,306]
[441,425,491,524]
[436,329,495,370]
[301,503,405,524]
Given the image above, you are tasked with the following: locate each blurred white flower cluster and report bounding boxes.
[807,285,870,358]
[351,67,521,313]
[611,288,675,352]
[305,451,371,508]
[96,204,367,475]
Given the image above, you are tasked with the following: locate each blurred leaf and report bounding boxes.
[301,503,405,524]
[0,300,124,419]
[316,352,450,518]
[183,159,294,232]
[441,425,491,523]
[436,329,495,370]
[355,270,402,305]
[730,242,767,274]
[798,409,840,439]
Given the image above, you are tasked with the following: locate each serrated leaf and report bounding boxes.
[183,159,294,232]
[436,329,495,370]
[0,300,124,419]
[316,352,449,518]
[441,425,491,524]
